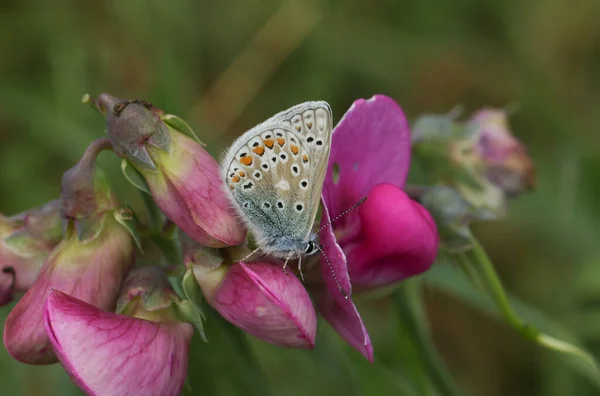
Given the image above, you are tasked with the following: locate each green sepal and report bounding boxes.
[176,300,207,341]
[113,208,144,253]
[182,268,204,313]
[162,114,206,146]
[121,159,151,194]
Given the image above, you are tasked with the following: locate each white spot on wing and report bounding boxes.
[275,179,290,191]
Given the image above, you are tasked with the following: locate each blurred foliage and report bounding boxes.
[1,0,600,395]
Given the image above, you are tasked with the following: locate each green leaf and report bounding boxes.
[162,114,206,146]
[121,159,150,194]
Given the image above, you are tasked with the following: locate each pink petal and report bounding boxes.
[317,292,373,362]
[323,95,411,218]
[343,184,438,291]
[45,290,192,396]
[212,262,316,348]
[317,203,372,361]
[3,222,133,364]
[147,132,246,247]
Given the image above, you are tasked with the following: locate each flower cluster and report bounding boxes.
[2,93,439,393]
[412,107,535,252]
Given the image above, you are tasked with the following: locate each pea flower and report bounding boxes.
[465,108,535,196]
[45,267,193,396]
[85,93,246,248]
[184,239,317,349]
[0,200,62,305]
[3,140,134,364]
[318,95,439,361]
[412,106,535,217]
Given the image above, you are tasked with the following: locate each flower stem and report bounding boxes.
[396,280,462,396]
[465,235,599,370]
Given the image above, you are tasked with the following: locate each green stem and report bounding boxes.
[465,238,536,338]
[396,281,462,396]
[466,235,599,369]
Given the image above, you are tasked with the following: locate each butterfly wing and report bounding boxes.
[265,101,333,230]
[222,102,333,253]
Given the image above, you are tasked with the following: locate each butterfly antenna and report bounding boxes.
[316,196,367,234]
[315,243,348,299]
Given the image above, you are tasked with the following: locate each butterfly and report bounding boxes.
[221,102,335,281]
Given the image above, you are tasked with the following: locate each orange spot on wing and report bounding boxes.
[306,122,313,129]
[302,154,309,163]
[290,145,299,155]
[253,146,265,156]
[238,171,245,177]
[231,175,240,183]
[277,137,286,147]
[240,156,253,166]
[264,139,274,149]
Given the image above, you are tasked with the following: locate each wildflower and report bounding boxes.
[45,267,193,396]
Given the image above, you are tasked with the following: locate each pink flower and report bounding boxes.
[3,215,134,364]
[188,245,316,349]
[318,95,439,361]
[91,93,246,248]
[467,108,536,196]
[45,285,192,396]
[0,201,62,305]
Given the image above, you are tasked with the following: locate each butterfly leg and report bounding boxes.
[282,257,290,276]
[236,246,261,263]
[297,255,304,282]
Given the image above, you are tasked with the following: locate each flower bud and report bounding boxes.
[4,215,134,364]
[4,145,134,364]
[420,185,495,253]
[45,273,192,396]
[186,242,316,348]
[87,93,245,248]
[0,201,62,305]
[466,108,536,196]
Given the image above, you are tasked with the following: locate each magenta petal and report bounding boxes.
[317,203,372,361]
[323,95,411,217]
[317,293,373,362]
[212,262,316,348]
[345,184,439,290]
[318,201,352,300]
[45,290,192,396]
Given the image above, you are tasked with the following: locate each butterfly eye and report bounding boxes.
[305,241,316,254]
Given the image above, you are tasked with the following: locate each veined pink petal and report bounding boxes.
[211,262,316,348]
[317,292,373,362]
[146,131,246,247]
[45,290,192,396]
[323,95,411,219]
[343,184,438,290]
[317,203,372,361]
[3,219,133,364]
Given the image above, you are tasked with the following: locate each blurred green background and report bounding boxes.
[1,0,600,395]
